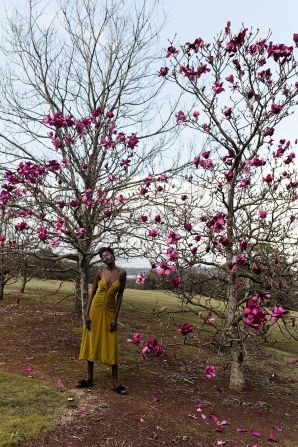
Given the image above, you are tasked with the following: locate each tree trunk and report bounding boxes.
[74,271,81,314]
[225,182,246,391]
[0,280,4,300]
[20,259,28,293]
[229,342,246,391]
[75,257,90,316]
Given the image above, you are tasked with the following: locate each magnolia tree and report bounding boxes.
[0,0,181,311]
[0,206,42,299]
[138,24,298,390]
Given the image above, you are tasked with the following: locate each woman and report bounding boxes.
[77,247,127,394]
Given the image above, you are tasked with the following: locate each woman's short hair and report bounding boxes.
[98,246,115,259]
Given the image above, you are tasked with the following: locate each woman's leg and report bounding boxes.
[87,360,94,384]
[111,364,118,388]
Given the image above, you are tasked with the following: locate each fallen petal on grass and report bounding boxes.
[268,433,277,442]
[251,430,262,437]
[188,413,198,419]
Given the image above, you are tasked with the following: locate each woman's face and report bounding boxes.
[101,250,114,265]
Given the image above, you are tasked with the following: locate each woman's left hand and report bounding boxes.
[110,321,117,332]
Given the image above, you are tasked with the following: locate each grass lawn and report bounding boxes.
[0,371,73,447]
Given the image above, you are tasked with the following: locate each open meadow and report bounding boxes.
[0,279,297,447]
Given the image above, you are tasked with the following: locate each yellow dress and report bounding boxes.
[79,277,120,366]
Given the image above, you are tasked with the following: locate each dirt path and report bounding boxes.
[0,293,297,447]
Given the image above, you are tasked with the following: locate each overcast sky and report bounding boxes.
[1,0,297,269]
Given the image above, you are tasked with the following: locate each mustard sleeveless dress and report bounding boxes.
[79,277,120,366]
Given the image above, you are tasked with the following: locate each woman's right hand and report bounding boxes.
[85,315,92,331]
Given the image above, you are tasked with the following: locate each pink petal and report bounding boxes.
[140,418,145,423]
[217,420,230,426]
[268,433,277,442]
[56,378,65,388]
[236,427,248,433]
[273,425,282,432]
[251,430,261,437]
[188,413,198,419]
[251,445,260,447]
[209,414,218,422]
[151,395,159,402]
[196,405,203,412]
[23,367,33,373]
[25,356,34,361]
[287,358,297,364]
[201,413,207,420]
[79,406,86,413]
[216,442,226,446]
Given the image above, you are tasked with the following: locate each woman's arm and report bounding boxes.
[85,270,101,330]
[110,270,126,332]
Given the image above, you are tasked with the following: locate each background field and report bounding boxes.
[0,279,297,447]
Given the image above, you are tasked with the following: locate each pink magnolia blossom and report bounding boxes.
[264,127,275,136]
[139,186,148,195]
[50,239,61,248]
[158,173,168,183]
[223,107,232,119]
[140,215,148,222]
[128,333,143,344]
[176,111,186,124]
[171,276,182,286]
[116,194,127,203]
[135,272,147,284]
[206,212,227,233]
[166,230,181,244]
[271,104,283,115]
[166,46,179,58]
[158,67,169,77]
[238,178,251,188]
[293,33,298,46]
[263,174,273,183]
[225,171,234,182]
[284,152,295,164]
[155,261,176,275]
[268,43,293,63]
[270,305,287,322]
[212,81,225,94]
[163,248,178,260]
[204,365,217,379]
[176,323,193,335]
[252,264,262,275]
[259,210,267,219]
[148,228,159,238]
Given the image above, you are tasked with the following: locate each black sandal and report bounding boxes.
[113,384,127,395]
[76,379,94,388]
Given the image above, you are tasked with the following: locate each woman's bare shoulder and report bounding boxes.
[118,268,127,279]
